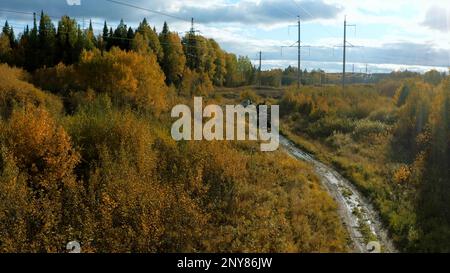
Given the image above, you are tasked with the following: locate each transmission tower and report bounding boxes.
[281,16,311,89]
[184,17,202,70]
[342,16,356,89]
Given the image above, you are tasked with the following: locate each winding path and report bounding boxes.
[279,135,397,253]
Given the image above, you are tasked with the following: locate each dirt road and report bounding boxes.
[279,135,397,253]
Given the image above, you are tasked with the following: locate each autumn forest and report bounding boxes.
[0,10,449,253]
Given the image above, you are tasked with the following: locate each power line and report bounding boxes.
[108,0,265,61]
[2,2,368,76]
[104,0,190,22]
[290,0,338,38]
[106,0,261,49]
[0,8,112,29]
[0,8,34,16]
[291,1,314,20]
[1,11,206,50]
[277,1,343,79]
[102,0,248,52]
[0,7,171,35]
[5,0,245,57]
[272,4,297,19]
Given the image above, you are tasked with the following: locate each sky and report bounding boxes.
[1,0,449,73]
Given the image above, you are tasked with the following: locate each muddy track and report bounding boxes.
[279,135,397,253]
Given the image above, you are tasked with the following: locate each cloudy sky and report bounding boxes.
[1,0,449,73]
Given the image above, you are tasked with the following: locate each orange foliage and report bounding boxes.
[2,106,80,191]
[0,64,63,118]
[78,48,169,115]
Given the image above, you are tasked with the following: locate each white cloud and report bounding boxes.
[422,5,450,32]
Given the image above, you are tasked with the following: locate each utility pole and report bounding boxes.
[342,16,356,90]
[297,16,301,89]
[342,17,347,89]
[281,16,310,90]
[365,63,368,82]
[258,51,262,88]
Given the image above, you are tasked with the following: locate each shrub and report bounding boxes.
[0,64,63,118]
[1,106,80,193]
[0,105,85,252]
[33,62,80,95]
[377,79,402,97]
[369,108,398,125]
[240,89,258,102]
[326,132,353,149]
[352,119,389,140]
[307,116,355,138]
[179,69,214,97]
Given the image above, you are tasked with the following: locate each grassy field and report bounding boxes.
[277,80,450,252]
[228,79,449,252]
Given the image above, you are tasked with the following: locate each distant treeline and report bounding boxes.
[258,67,449,87]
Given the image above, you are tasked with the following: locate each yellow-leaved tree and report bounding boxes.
[77,47,169,115]
[0,105,85,252]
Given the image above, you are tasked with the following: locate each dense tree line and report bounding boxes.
[390,79,450,251]
[258,67,328,87]
[0,12,256,90]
